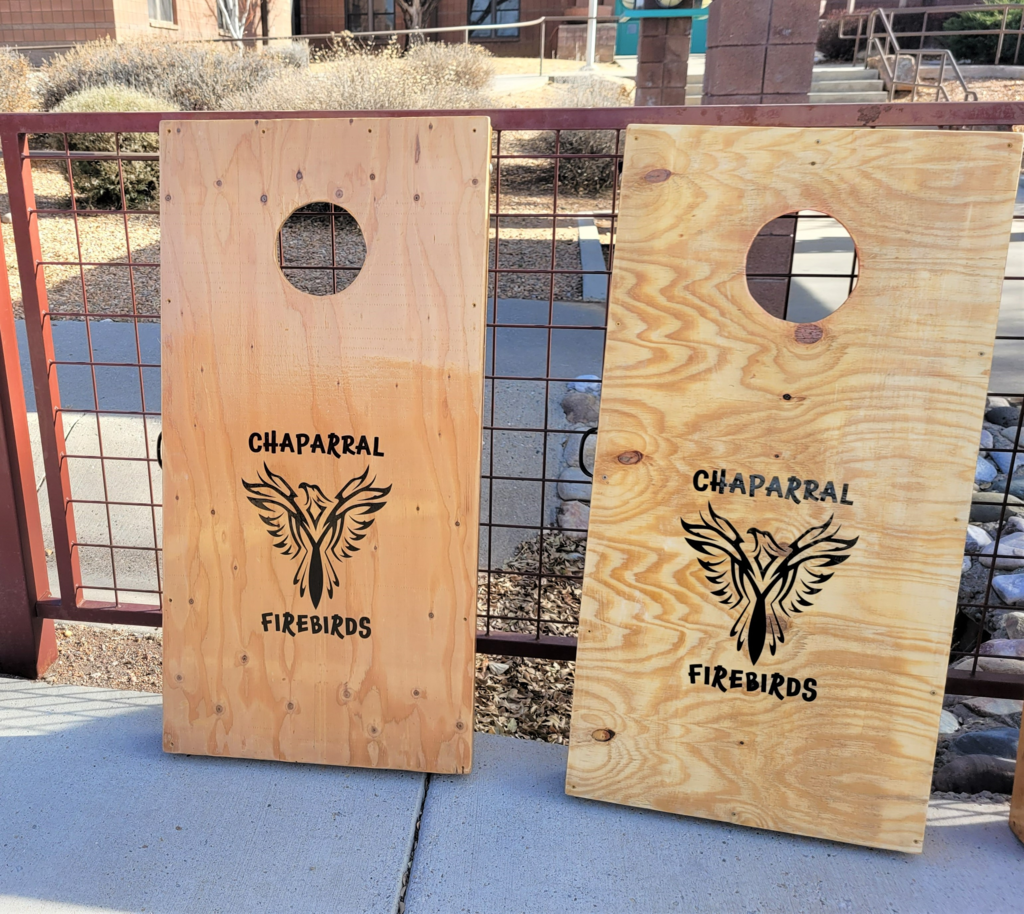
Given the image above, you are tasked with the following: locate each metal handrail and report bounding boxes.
[840,4,1024,66]
[864,8,977,103]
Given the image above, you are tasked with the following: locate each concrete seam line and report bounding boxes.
[396,773,431,914]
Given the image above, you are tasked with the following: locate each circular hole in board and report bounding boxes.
[278,202,366,296]
[745,210,859,324]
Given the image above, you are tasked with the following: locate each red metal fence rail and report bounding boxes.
[2,102,1024,699]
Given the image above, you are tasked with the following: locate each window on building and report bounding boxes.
[348,0,397,33]
[469,0,520,39]
[148,0,175,23]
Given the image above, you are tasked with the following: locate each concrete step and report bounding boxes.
[809,90,890,103]
[812,65,881,81]
[811,78,884,92]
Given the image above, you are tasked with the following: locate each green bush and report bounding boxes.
[0,48,34,113]
[222,38,494,111]
[43,86,180,210]
[39,38,296,112]
[942,1,1024,64]
[817,13,855,63]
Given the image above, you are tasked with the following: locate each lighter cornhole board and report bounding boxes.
[565,125,1022,852]
[1012,718,1024,845]
[160,117,490,773]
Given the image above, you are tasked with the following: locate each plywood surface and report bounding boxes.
[565,125,1022,851]
[161,116,490,773]
[1012,717,1024,844]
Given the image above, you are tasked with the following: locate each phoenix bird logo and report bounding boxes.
[681,503,858,665]
[242,463,391,610]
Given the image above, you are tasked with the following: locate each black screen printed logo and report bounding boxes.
[243,464,391,610]
[681,503,858,665]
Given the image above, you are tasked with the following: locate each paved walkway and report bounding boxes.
[0,680,1020,914]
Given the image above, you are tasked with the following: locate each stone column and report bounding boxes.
[702,0,819,105]
[635,5,696,107]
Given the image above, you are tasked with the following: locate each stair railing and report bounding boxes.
[864,8,978,102]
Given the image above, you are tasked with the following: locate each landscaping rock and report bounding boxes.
[946,726,1019,760]
[992,574,1024,605]
[560,390,600,426]
[962,696,1023,718]
[1004,515,1024,535]
[989,446,1023,475]
[567,374,601,396]
[563,432,597,472]
[988,475,1024,500]
[556,500,590,538]
[978,638,1024,658]
[938,709,960,734]
[980,428,994,450]
[932,755,1016,794]
[1005,611,1024,639]
[952,654,1024,675]
[985,404,1021,427]
[975,455,998,484]
[965,525,993,553]
[978,532,1024,569]
[962,555,971,573]
[970,491,1024,523]
[556,466,592,502]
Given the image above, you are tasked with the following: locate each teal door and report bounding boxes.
[614,2,711,58]
[616,17,640,56]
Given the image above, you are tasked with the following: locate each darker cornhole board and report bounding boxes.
[566,125,1022,852]
[160,117,490,773]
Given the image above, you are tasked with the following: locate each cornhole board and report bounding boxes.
[566,125,1022,852]
[160,116,490,773]
[1013,718,1024,845]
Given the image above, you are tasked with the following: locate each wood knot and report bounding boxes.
[591,728,615,742]
[617,451,643,465]
[794,323,823,344]
[644,169,671,184]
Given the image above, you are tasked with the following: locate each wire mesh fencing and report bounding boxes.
[0,105,1022,698]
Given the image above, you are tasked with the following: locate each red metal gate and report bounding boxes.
[2,102,1023,699]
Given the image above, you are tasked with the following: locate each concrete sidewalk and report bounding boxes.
[0,680,1020,914]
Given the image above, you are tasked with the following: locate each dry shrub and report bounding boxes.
[0,48,34,113]
[39,38,295,112]
[223,38,494,111]
[42,86,180,209]
[534,77,631,195]
[403,41,494,92]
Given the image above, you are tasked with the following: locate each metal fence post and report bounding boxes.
[1,129,84,614]
[0,142,57,678]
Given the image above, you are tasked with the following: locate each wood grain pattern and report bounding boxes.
[1012,716,1024,844]
[160,117,490,773]
[565,125,1022,851]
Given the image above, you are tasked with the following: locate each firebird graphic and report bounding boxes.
[243,464,391,609]
[681,503,858,665]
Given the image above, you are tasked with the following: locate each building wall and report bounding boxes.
[435,0,575,58]
[297,0,346,35]
[0,0,117,46]
[0,0,292,49]
[293,0,575,57]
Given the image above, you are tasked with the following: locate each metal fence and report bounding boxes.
[1,102,1023,699]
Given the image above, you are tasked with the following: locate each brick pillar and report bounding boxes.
[635,8,695,107]
[702,0,818,105]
